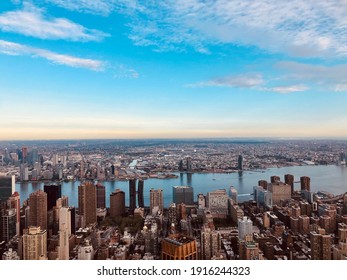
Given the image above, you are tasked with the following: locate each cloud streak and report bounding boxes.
[0,40,105,71]
[187,74,264,88]
[65,0,347,58]
[0,2,108,41]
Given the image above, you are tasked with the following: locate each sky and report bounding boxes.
[1,0,347,140]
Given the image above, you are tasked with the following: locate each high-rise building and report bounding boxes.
[138,180,144,208]
[57,207,71,260]
[162,234,197,260]
[110,189,125,218]
[22,226,47,260]
[20,164,29,181]
[284,174,294,194]
[229,186,238,204]
[80,161,85,179]
[298,215,310,234]
[29,190,47,230]
[78,182,97,227]
[44,184,62,211]
[149,188,163,214]
[239,235,262,260]
[267,181,291,205]
[1,208,16,242]
[201,227,221,260]
[96,184,106,209]
[206,189,229,217]
[300,176,311,191]
[69,207,76,235]
[310,232,331,260]
[197,193,205,209]
[21,147,28,163]
[129,179,137,215]
[237,155,243,170]
[258,180,268,189]
[238,216,253,240]
[342,193,347,215]
[253,186,272,209]
[7,192,20,235]
[270,175,280,183]
[0,176,12,204]
[173,186,193,205]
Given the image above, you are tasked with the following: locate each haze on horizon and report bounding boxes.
[1,1,347,140]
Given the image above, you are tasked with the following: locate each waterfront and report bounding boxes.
[16,165,347,208]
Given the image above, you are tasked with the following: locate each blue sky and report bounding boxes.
[1,0,347,140]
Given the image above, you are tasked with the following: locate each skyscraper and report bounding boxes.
[310,232,331,260]
[229,186,238,204]
[29,190,47,230]
[270,175,280,183]
[173,186,193,205]
[0,176,12,204]
[201,227,221,260]
[149,188,163,214]
[238,216,253,240]
[267,181,291,205]
[44,184,62,211]
[96,184,106,209]
[20,163,29,181]
[138,180,144,208]
[206,189,229,217]
[21,147,28,163]
[300,176,311,191]
[284,174,294,194]
[57,207,71,260]
[22,226,47,260]
[110,189,125,218]
[7,192,20,236]
[1,208,16,242]
[78,182,97,227]
[129,179,137,215]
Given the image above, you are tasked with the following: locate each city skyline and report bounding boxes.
[1,1,347,140]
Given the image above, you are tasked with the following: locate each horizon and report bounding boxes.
[1,136,347,143]
[1,1,347,139]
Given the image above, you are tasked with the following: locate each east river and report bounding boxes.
[16,165,347,208]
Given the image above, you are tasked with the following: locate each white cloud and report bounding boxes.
[70,0,347,57]
[188,74,264,88]
[113,65,139,79]
[335,84,347,92]
[276,61,347,91]
[0,40,105,71]
[265,85,309,94]
[0,2,108,41]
